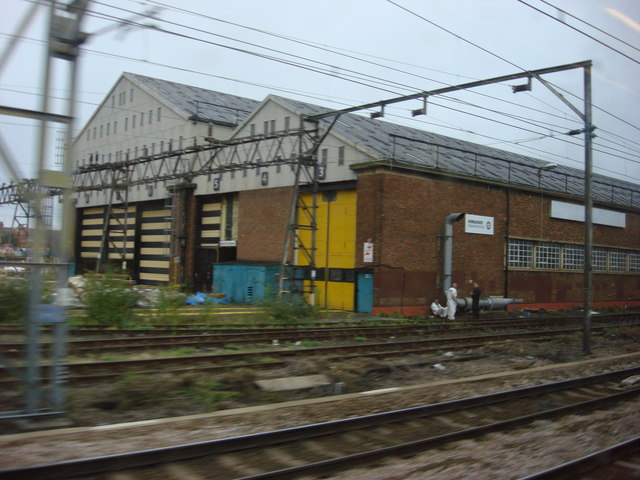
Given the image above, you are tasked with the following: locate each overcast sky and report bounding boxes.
[1,0,639,225]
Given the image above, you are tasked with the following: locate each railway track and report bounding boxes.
[518,436,640,480]
[2,317,638,359]
[0,312,637,338]
[1,367,638,480]
[0,326,625,386]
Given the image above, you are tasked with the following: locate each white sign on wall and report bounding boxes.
[550,201,626,228]
[465,214,494,235]
[363,241,374,262]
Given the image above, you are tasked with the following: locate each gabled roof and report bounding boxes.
[274,95,640,209]
[124,73,259,127]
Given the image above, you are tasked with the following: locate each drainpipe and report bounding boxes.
[457,296,523,311]
[442,212,465,294]
[441,211,522,312]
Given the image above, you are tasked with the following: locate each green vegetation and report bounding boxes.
[618,325,640,342]
[296,340,323,348]
[0,278,27,323]
[258,293,320,323]
[181,378,240,408]
[166,347,197,357]
[81,271,140,328]
[144,285,187,324]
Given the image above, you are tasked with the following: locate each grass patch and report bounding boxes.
[166,347,197,357]
[258,293,320,323]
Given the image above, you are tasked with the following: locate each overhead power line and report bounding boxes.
[518,0,640,65]
[6,0,637,181]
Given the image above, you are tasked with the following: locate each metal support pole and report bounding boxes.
[25,0,58,414]
[583,64,593,355]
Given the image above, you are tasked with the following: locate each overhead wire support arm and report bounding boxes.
[304,60,592,121]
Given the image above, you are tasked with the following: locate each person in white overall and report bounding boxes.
[446,282,458,320]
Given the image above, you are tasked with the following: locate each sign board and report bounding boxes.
[220,240,237,247]
[37,304,64,323]
[465,214,494,235]
[363,241,374,262]
[550,201,626,228]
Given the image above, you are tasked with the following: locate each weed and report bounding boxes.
[167,347,197,357]
[145,285,187,324]
[353,336,368,342]
[98,353,126,362]
[249,355,280,363]
[81,271,140,328]
[618,325,640,342]
[181,378,240,408]
[297,340,323,348]
[0,278,27,323]
[258,293,320,323]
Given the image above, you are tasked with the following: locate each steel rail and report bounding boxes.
[0,325,629,382]
[516,436,640,480]
[0,366,638,480]
[2,322,635,362]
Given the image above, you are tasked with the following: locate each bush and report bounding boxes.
[81,272,140,328]
[0,279,28,323]
[259,293,320,322]
[145,285,187,324]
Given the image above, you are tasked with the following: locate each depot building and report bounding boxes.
[73,73,640,314]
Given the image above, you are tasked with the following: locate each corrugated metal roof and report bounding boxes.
[275,95,639,209]
[125,73,259,127]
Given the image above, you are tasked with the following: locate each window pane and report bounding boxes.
[508,240,532,268]
[609,251,626,271]
[592,249,607,271]
[562,245,584,270]
[536,242,560,269]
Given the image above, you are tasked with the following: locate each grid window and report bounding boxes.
[508,240,533,268]
[629,253,640,273]
[592,249,607,271]
[609,251,626,271]
[562,246,584,270]
[536,243,560,269]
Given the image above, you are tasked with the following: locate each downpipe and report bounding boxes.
[457,296,523,312]
[441,212,522,312]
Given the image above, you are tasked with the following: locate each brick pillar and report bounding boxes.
[167,183,196,286]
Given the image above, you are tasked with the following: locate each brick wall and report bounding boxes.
[237,186,293,261]
[356,168,640,308]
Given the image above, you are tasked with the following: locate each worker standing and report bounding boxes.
[446,282,458,320]
[471,282,482,319]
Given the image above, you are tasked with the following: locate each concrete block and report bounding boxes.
[255,374,331,392]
